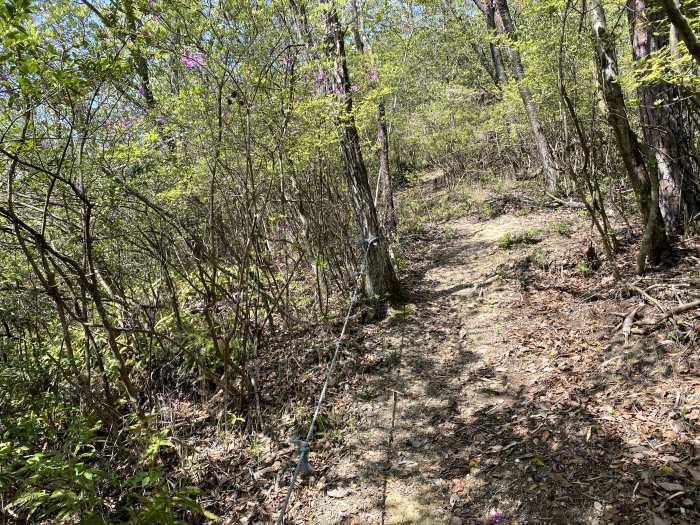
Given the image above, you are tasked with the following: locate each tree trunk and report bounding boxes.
[485,0,507,85]
[350,0,397,234]
[627,0,699,236]
[322,5,402,301]
[668,0,681,60]
[590,0,669,270]
[377,101,396,233]
[494,0,558,192]
[659,0,700,66]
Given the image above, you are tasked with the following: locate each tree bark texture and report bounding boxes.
[322,5,402,300]
[485,0,508,85]
[350,0,397,234]
[627,0,700,235]
[494,0,558,193]
[590,0,669,269]
[659,0,700,66]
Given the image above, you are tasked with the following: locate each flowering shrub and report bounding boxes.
[180,50,206,69]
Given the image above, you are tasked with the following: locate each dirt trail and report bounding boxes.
[295,176,572,524]
[286,174,700,525]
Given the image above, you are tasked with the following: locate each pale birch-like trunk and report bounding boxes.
[494,0,557,193]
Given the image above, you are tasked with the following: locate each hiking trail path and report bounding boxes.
[282,172,698,525]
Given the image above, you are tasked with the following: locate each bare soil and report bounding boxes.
[237,173,700,525]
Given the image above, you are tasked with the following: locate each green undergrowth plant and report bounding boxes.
[392,254,410,273]
[398,178,479,230]
[0,399,217,524]
[526,248,552,270]
[576,261,593,275]
[497,229,542,250]
[546,220,573,237]
[387,302,416,324]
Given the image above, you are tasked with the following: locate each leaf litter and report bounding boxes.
[159,174,698,524]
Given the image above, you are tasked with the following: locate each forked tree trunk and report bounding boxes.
[494,0,557,193]
[627,0,699,236]
[590,0,669,270]
[322,5,402,301]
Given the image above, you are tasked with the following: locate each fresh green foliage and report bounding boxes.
[546,220,573,237]
[1,0,698,521]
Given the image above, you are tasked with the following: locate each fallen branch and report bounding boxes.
[545,192,586,209]
[624,282,666,314]
[469,274,501,297]
[622,304,643,346]
[636,299,700,331]
[655,299,700,325]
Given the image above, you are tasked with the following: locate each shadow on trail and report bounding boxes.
[354,319,698,523]
[340,187,698,524]
[405,238,495,303]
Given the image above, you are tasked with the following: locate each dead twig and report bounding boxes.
[622,303,644,346]
[469,274,501,297]
[624,282,666,314]
[634,299,700,332]
[652,299,700,327]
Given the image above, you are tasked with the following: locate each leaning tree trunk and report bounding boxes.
[590,0,669,270]
[659,0,700,66]
[627,0,699,236]
[470,0,506,86]
[322,4,402,301]
[494,0,557,193]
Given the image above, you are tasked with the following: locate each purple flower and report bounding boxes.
[281,57,292,68]
[181,50,206,69]
[315,70,326,88]
[488,509,506,523]
[350,84,360,93]
[370,65,378,83]
[138,85,146,95]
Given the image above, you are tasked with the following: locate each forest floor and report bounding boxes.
[212,172,700,524]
